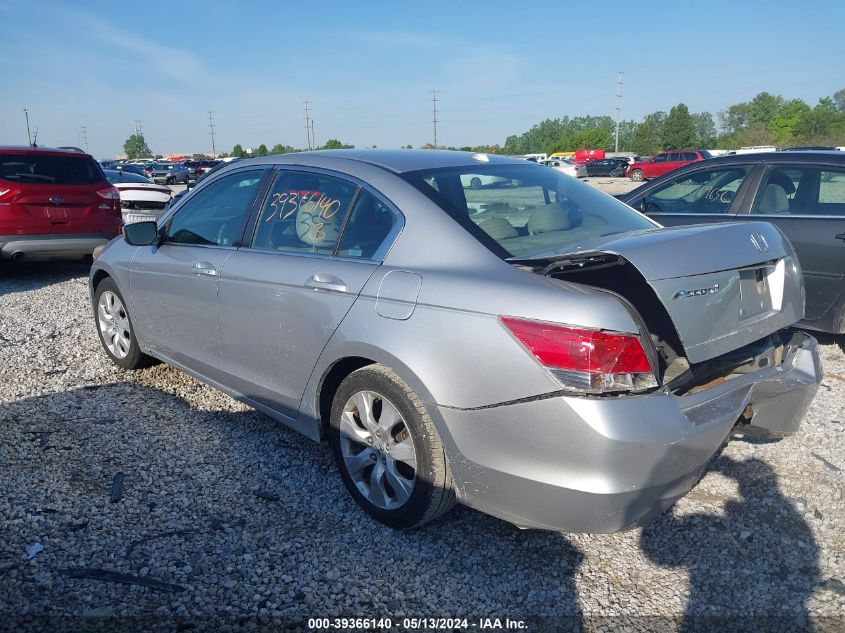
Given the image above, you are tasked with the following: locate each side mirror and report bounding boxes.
[639,198,660,214]
[123,221,159,246]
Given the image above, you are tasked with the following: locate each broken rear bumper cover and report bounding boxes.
[431,330,821,533]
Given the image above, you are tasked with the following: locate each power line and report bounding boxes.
[208,111,217,158]
[303,101,312,150]
[614,71,624,153]
[134,120,143,137]
[431,90,439,148]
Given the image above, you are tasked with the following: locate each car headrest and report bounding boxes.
[757,184,790,214]
[527,204,570,235]
[478,217,518,240]
[296,205,343,247]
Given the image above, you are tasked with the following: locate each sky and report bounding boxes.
[1,0,844,158]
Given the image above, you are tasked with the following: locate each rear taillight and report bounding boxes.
[96,186,120,200]
[0,188,16,201]
[500,317,657,394]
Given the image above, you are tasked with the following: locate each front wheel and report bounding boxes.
[630,169,644,182]
[94,278,154,370]
[329,365,455,528]
[470,177,482,190]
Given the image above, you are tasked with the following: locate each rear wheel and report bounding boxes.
[329,365,455,528]
[470,177,482,190]
[94,278,154,370]
[630,169,644,182]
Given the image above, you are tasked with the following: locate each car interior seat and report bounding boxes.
[757,183,790,214]
[527,204,571,235]
[478,217,518,240]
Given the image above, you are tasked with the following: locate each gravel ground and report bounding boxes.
[0,259,843,632]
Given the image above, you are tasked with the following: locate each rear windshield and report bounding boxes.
[104,170,153,184]
[402,162,656,259]
[0,153,105,185]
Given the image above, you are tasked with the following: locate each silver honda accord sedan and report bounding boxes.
[89,150,822,532]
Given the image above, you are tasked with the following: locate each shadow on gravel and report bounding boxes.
[809,331,845,354]
[0,381,585,630]
[640,454,821,632]
[0,260,91,297]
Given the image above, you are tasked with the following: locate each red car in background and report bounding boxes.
[626,149,712,181]
[0,146,121,262]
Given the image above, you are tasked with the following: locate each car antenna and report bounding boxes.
[31,127,39,148]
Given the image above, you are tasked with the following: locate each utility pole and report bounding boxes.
[208,111,217,158]
[310,119,315,150]
[614,71,624,154]
[431,90,439,149]
[303,101,312,150]
[24,108,32,146]
[81,126,89,152]
[134,120,143,136]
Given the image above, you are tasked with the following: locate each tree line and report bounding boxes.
[502,88,845,156]
[121,88,845,160]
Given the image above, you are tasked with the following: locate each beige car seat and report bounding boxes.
[757,183,789,214]
[527,204,570,235]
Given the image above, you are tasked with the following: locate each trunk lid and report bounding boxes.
[515,222,804,364]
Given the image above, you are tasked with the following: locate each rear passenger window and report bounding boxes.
[818,168,845,216]
[668,152,683,162]
[251,170,358,255]
[683,152,699,161]
[337,192,397,259]
[751,165,845,216]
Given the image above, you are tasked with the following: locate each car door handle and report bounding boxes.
[305,274,347,293]
[192,261,218,276]
[836,232,845,242]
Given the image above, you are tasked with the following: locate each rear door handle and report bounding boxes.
[192,261,218,276]
[836,232,845,242]
[305,274,347,293]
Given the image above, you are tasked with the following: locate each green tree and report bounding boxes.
[629,111,666,155]
[270,144,294,155]
[321,138,354,150]
[692,112,717,147]
[232,144,246,158]
[833,88,845,112]
[795,97,839,141]
[769,99,811,143]
[255,144,269,157]
[123,134,151,159]
[719,102,752,135]
[748,92,785,126]
[662,103,697,149]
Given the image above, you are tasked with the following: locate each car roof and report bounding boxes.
[0,145,94,157]
[229,149,531,174]
[701,151,845,164]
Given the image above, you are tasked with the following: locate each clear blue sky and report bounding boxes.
[1,0,843,157]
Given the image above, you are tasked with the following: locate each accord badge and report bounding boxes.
[673,284,720,300]
[49,196,64,204]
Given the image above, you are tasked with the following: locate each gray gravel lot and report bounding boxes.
[0,251,843,630]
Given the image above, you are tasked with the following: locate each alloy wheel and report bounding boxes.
[339,390,417,510]
[97,290,131,359]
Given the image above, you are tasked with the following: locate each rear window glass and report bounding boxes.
[104,170,153,184]
[0,153,104,185]
[402,163,656,259]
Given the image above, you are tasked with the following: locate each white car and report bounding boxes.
[103,169,172,224]
[460,174,519,190]
[547,159,586,178]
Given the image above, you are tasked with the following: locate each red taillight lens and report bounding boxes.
[0,188,16,200]
[96,186,120,200]
[500,317,656,394]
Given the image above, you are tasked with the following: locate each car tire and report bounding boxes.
[329,364,455,529]
[630,169,645,182]
[93,278,154,370]
[470,177,482,190]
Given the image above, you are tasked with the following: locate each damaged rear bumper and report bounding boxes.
[431,331,821,533]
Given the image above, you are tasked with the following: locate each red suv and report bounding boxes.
[626,149,712,182]
[0,147,121,262]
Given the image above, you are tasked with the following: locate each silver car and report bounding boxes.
[89,150,822,532]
